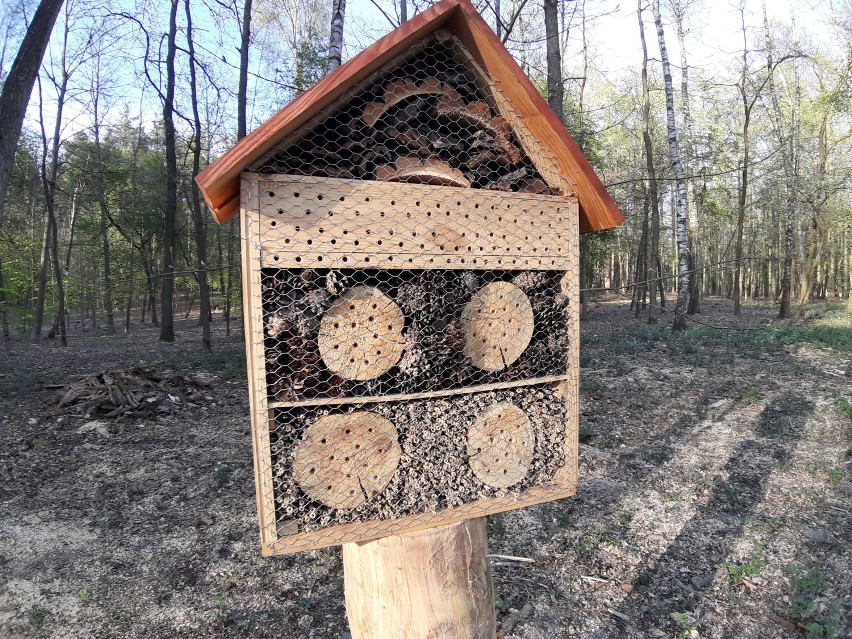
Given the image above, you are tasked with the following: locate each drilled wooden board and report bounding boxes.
[251,175,577,270]
[317,286,406,381]
[467,402,535,488]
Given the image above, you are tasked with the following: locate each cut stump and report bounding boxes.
[462,281,534,371]
[292,411,401,509]
[343,518,496,639]
[318,286,405,381]
[467,402,534,488]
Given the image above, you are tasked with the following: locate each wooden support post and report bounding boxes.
[342,518,496,639]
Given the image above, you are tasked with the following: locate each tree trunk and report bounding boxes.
[544,0,563,122]
[342,519,495,639]
[652,0,690,331]
[0,0,65,225]
[673,0,700,315]
[328,0,346,72]
[47,202,67,345]
[31,210,51,342]
[763,1,797,318]
[638,0,660,324]
[0,255,10,340]
[237,0,252,141]
[400,0,408,24]
[185,0,212,351]
[159,0,179,343]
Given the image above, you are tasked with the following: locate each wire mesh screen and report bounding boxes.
[239,32,580,555]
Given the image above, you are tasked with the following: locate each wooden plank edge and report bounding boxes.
[241,179,278,551]
[264,481,578,556]
[268,374,572,410]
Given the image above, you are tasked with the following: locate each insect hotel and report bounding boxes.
[197,0,622,606]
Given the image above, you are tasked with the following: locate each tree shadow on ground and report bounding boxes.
[605,394,815,636]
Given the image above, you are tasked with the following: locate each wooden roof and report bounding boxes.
[195,0,624,234]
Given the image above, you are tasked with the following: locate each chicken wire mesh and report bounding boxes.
[238,31,580,555]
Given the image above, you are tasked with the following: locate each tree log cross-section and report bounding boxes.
[462,281,534,371]
[467,402,534,488]
[318,286,405,381]
[292,411,401,509]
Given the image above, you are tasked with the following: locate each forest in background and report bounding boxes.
[1,0,851,350]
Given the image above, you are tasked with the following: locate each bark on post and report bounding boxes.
[342,518,496,639]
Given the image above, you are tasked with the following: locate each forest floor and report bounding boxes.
[0,297,850,639]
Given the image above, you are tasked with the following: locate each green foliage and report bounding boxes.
[835,399,852,420]
[293,30,328,96]
[581,525,617,550]
[495,597,511,613]
[725,552,766,583]
[781,564,839,636]
[739,388,762,404]
[28,607,48,627]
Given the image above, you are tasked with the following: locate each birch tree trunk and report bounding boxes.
[673,0,700,315]
[328,0,346,72]
[652,0,690,331]
[638,0,661,324]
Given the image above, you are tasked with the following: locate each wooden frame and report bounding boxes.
[241,175,580,556]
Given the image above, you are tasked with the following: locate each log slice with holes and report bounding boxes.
[292,411,401,509]
[461,281,534,371]
[466,402,534,489]
[318,286,405,381]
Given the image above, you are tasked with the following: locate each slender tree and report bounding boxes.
[638,0,662,323]
[328,0,346,72]
[652,0,690,331]
[544,0,563,121]
[159,0,179,342]
[185,0,212,351]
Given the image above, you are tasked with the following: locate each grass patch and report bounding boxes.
[835,399,852,420]
[725,551,766,583]
[157,349,245,378]
[581,525,617,550]
[740,387,762,404]
[0,372,44,397]
[781,564,840,637]
[676,311,852,353]
[28,607,48,627]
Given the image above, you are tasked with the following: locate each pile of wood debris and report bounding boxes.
[55,367,211,418]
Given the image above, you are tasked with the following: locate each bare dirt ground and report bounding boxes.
[1,298,850,639]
